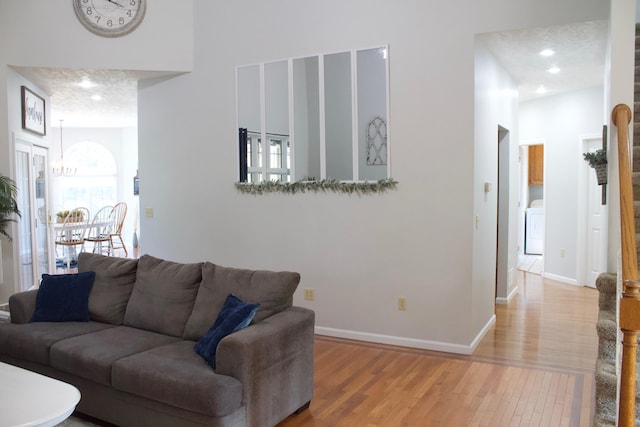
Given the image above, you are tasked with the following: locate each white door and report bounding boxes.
[581,137,607,288]
[15,141,51,291]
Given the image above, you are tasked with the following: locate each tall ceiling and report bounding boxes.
[13,20,607,129]
[478,20,607,101]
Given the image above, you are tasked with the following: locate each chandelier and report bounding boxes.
[52,119,76,177]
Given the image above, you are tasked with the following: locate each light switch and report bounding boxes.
[484,181,491,193]
[145,207,154,218]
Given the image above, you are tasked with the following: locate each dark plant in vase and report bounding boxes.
[0,174,21,241]
[583,149,607,185]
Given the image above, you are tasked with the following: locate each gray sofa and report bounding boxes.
[0,253,314,427]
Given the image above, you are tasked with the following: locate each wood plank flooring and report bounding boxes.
[278,271,599,426]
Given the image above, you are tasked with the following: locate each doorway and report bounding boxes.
[14,138,51,291]
[496,126,510,300]
[517,140,545,276]
[577,136,607,288]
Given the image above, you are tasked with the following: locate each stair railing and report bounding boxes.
[612,103,640,427]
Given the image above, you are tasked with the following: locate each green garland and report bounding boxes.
[235,178,398,195]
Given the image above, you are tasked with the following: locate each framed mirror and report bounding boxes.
[237,46,390,185]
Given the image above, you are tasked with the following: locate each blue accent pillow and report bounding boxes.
[194,294,260,369]
[31,272,96,322]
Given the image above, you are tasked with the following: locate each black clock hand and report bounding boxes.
[106,0,124,7]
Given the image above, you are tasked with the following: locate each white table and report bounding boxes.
[0,362,80,427]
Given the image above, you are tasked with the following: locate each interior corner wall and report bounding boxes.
[136,0,606,351]
[0,0,193,303]
[519,86,605,282]
[0,0,610,350]
[473,40,519,321]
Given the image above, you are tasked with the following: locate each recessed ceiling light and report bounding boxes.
[78,79,95,89]
[547,65,560,74]
[539,49,555,57]
[91,95,102,101]
[536,85,547,94]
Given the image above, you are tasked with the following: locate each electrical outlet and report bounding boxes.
[303,288,315,301]
[560,248,565,258]
[398,297,407,311]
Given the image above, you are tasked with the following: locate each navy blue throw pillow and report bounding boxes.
[31,272,96,322]
[194,294,259,369]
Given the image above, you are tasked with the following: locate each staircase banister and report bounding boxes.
[612,103,637,427]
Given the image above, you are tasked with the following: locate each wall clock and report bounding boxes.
[73,0,146,38]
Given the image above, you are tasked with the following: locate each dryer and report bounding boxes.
[525,199,544,255]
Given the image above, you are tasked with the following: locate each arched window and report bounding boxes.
[60,142,117,214]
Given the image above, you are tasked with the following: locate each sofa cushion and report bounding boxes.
[78,252,139,325]
[0,322,115,365]
[123,255,202,337]
[194,294,259,368]
[112,341,243,418]
[50,326,179,386]
[183,262,300,340]
[31,272,96,322]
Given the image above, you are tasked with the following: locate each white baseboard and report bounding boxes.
[543,272,577,286]
[496,286,518,305]
[315,315,496,356]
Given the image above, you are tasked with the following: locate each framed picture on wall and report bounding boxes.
[21,86,46,136]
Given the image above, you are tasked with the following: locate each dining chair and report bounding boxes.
[54,207,90,269]
[84,205,114,255]
[109,202,128,257]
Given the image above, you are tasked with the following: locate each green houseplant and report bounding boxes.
[0,174,21,241]
[583,149,607,185]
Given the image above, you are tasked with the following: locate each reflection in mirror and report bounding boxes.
[237,46,390,187]
[293,56,321,180]
[357,47,388,181]
[265,61,291,182]
[237,65,261,182]
[324,52,353,181]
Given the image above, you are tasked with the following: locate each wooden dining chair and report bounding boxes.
[108,202,128,257]
[54,207,90,269]
[84,205,114,255]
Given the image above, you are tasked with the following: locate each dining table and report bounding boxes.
[53,218,113,262]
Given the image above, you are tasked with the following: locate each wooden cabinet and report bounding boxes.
[528,145,544,185]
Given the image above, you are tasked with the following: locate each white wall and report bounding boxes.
[519,86,605,283]
[473,40,519,310]
[0,0,610,352]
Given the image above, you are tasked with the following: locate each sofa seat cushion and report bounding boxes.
[112,341,243,418]
[124,255,202,337]
[50,326,180,386]
[0,322,115,365]
[78,252,139,325]
[183,262,300,341]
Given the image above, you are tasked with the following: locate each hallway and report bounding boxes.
[281,270,598,426]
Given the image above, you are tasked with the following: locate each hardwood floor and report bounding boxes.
[278,271,599,426]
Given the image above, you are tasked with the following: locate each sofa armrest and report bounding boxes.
[8,290,38,324]
[216,306,314,427]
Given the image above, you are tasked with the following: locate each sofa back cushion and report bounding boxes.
[124,255,203,337]
[182,262,300,341]
[78,252,138,325]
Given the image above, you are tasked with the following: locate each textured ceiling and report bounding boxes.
[13,20,607,129]
[478,20,607,101]
[13,67,173,128]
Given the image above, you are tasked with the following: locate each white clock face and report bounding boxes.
[73,0,146,37]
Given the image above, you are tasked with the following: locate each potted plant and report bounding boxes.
[0,174,21,241]
[56,210,68,223]
[583,148,607,185]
